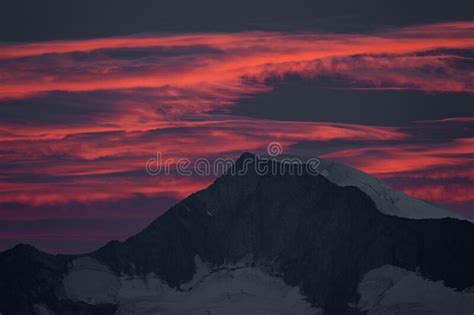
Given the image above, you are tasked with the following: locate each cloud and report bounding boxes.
[320,136,474,213]
[321,137,474,174]
[0,22,473,101]
[0,22,473,253]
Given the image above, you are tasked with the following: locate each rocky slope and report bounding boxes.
[1,153,473,315]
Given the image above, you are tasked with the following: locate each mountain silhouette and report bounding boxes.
[1,153,473,315]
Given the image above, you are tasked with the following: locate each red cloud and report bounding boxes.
[322,137,474,175]
[0,22,473,253]
[322,136,474,211]
[0,117,407,205]
[0,21,473,101]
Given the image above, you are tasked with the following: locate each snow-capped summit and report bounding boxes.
[317,158,470,222]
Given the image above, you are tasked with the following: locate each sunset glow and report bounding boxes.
[1,21,473,253]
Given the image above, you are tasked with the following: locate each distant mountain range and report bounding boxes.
[1,153,473,315]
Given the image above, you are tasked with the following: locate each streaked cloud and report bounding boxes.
[0,22,473,253]
[1,21,473,101]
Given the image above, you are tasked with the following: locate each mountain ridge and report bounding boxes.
[1,152,473,315]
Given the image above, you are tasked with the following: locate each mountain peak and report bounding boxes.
[1,154,474,315]
[2,243,40,256]
[237,151,256,161]
[232,151,257,171]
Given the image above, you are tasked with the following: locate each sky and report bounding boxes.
[0,1,473,253]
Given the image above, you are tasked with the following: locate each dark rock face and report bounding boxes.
[0,244,65,315]
[0,245,116,315]
[1,154,474,314]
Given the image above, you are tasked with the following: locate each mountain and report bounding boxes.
[1,153,473,315]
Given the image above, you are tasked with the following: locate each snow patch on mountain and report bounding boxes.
[357,265,474,315]
[61,256,320,315]
[33,304,54,315]
[62,256,120,304]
